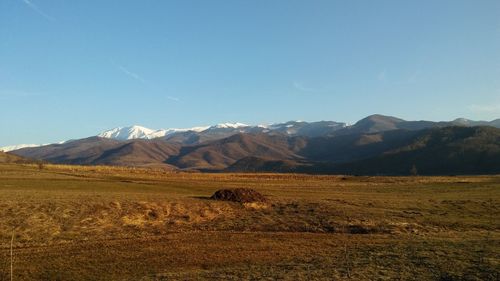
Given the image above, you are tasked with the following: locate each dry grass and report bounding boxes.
[0,163,499,280]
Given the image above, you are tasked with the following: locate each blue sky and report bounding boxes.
[1,0,499,145]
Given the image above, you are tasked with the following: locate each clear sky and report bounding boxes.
[1,0,499,146]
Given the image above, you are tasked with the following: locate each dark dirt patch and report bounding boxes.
[210,188,267,203]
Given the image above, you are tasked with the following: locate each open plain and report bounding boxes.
[0,163,498,280]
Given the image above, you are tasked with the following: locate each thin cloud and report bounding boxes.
[293,82,315,92]
[167,96,180,102]
[292,81,330,93]
[21,0,56,21]
[116,65,147,84]
[110,60,179,102]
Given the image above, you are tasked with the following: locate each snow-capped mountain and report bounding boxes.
[7,117,500,153]
[96,121,348,142]
[97,125,210,141]
[0,144,42,152]
[0,140,69,152]
[96,123,251,141]
[209,122,249,129]
[98,125,166,140]
[267,121,347,137]
[202,123,251,134]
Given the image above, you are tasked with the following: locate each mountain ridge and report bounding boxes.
[3,114,500,151]
[7,114,500,175]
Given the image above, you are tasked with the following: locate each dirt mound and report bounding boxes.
[210,188,267,203]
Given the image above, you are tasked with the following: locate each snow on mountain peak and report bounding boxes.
[0,144,41,152]
[96,120,349,141]
[163,126,210,134]
[97,124,212,140]
[97,122,253,140]
[0,140,68,152]
[97,125,165,140]
[212,122,249,129]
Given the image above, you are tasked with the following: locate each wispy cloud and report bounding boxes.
[293,81,316,92]
[167,96,180,102]
[110,60,180,102]
[292,81,331,93]
[116,64,147,84]
[21,0,56,21]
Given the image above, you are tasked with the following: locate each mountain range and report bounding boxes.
[5,114,500,175]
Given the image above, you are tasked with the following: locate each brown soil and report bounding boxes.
[210,188,267,203]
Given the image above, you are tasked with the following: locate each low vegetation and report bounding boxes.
[0,163,498,280]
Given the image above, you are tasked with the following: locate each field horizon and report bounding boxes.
[0,163,498,280]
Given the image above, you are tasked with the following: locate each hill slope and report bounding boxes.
[332,114,451,136]
[300,129,421,163]
[332,126,500,175]
[13,137,179,169]
[0,151,32,163]
[166,133,307,170]
[227,126,500,175]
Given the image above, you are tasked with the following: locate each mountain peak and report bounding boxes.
[361,114,405,123]
[97,125,162,140]
[452,118,474,125]
[212,122,249,129]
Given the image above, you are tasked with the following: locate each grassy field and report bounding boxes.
[0,163,498,280]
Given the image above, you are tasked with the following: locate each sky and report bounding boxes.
[1,0,499,146]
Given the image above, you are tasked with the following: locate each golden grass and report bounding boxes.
[0,163,498,280]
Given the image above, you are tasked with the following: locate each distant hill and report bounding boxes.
[89,140,179,168]
[14,137,179,169]
[15,137,123,165]
[331,114,452,136]
[226,126,500,175]
[450,118,500,127]
[300,129,421,163]
[225,156,304,173]
[9,115,500,175]
[166,133,306,170]
[0,151,32,163]
[330,126,500,175]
